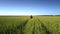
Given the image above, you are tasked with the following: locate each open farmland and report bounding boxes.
[0,16,60,34]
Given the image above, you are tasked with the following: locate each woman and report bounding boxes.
[30,15,33,19]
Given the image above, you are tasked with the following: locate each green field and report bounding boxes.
[0,16,60,34]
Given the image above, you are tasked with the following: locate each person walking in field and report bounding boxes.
[30,15,33,19]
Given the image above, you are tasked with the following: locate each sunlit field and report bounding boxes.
[0,16,60,34]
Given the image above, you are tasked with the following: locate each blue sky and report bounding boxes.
[0,0,60,15]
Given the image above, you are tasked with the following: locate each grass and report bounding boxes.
[0,16,60,34]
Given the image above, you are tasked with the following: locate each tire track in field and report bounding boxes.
[27,18,46,34]
[16,19,29,34]
[33,18,42,34]
[32,21,35,34]
[23,19,35,34]
[37,18,50,34]
[23,18,49,34]
[23,18,50,34]
[33,18,46,34]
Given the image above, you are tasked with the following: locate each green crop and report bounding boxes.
[0,16,60,34]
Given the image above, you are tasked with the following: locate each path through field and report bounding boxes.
[0,16,60,34]
[23,18,50,34]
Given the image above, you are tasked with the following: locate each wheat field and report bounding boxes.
[0,16,60,34]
